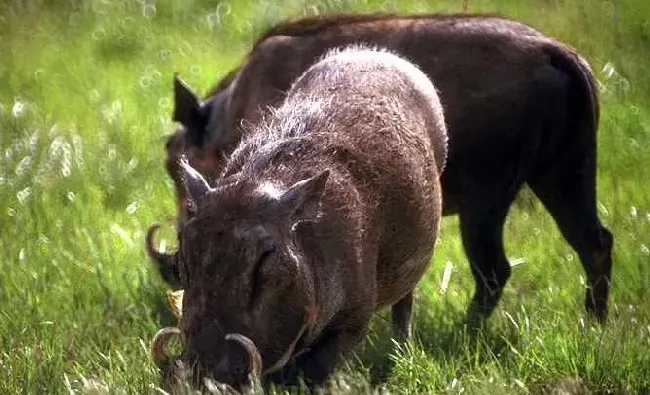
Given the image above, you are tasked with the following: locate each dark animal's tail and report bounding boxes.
[545,43,600,142]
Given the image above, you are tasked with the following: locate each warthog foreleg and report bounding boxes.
[391,292,413,342]
[267,313,371,388]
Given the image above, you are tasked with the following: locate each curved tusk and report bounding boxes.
[146,223,171,261]
[145,223,182,285]
[203,377,238,394]
[152,327,183,369]
[224,333,262,381]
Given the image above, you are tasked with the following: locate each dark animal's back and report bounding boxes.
[207,13,544,97]
[251,12,542,49]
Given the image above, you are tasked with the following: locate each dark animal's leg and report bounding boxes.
[461,200,514,326]
[391,292,413,341]
[528,170,613,322]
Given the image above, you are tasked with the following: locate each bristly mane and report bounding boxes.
[204,11,504,98]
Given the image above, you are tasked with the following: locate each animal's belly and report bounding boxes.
[375,244,436,308]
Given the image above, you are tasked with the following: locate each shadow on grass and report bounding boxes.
[352,301,512,388]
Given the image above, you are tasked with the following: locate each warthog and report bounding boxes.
[149,13,613,323]
[151,46,448,391]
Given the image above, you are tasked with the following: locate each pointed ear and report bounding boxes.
[173,73,203,127]
[178,155,213,211]
[279,170,330,219]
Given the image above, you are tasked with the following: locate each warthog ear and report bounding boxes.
[279,170,330,220]
[179,155,213,212]
[172,73,202,128]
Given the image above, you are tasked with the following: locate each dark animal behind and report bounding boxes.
[155,13,613,325]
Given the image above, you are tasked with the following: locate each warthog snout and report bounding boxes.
[151,305,314,390]
[152,327,264,391]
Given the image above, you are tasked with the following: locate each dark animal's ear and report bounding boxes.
[279,170,330,220]
[179,155,213,211]
[173,73,202,127]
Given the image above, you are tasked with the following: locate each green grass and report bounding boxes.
[1,0,649,393]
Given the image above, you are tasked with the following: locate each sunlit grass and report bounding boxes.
[1,0,649,393]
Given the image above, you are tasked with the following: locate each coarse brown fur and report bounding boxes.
[154,12,613,324]
[155,46,447,391]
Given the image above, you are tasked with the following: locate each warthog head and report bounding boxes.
[153,156,328,390]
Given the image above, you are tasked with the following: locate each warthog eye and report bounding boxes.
[177,234,192,287]
[250,246,276,303]
[178,254,189,287]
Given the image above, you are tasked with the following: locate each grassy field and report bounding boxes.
[1,0,649,393]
